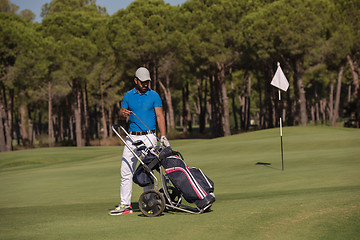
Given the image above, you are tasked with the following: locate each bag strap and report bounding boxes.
[146,157,160,171]
[174,151,184,160]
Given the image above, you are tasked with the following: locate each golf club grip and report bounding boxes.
[112,124,121,128]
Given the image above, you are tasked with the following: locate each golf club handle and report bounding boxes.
[112,124,136,143]
[130,112,165,146]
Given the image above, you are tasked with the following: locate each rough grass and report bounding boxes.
[1,126,359,240]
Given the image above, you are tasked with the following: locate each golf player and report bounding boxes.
[109,67,170,215]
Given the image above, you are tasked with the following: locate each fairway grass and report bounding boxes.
[1,126,359,239]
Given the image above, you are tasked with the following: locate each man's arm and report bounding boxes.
[154,106,166,137]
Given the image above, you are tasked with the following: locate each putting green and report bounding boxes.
[1,126,359,239]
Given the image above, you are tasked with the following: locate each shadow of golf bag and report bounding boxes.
[160,147,215,209]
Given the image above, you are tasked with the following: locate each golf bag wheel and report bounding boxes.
[160,187,182,205]
[139,190,165,217]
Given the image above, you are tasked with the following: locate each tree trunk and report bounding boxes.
[196,78,203,133]
[97,119,101,141]
[28,116,34,145]
[347,85,351,103]
[202,78,208,133]
[6,89,13,150]
[158,74,175,129]
[196,77,208,134]
[184,83,192,133]
[258,81,264,128]
[315,91,320,124]
[346,55,360,127]
[329,80,334,123]
[116,102,121,123]
[238,93,244,130]
[182,86,187,134]
[295,61,308,126]
[210,73,223,137]
[59,115,64,142]
[331,65,344,126]
[100,82,108,139]
[320,99,327,124]
[69,115,74,143]
[0,96,7,152]
[285,84,293,126]
[311,105,315,124]
[246,73,252,130]
[217,62,231,136]
[357,91,360,128]
[53,115,58,143]
[109,105,113,138]
[347,55,359,98]
[0,83,12,151]
[19,91,29,146]
[272,92,277,127]
[48,82,55,147]
[264,71,274,128]
[152,65,157,92]
[74,85,83,147]
[229,68,238,130]
[83,83,90,145]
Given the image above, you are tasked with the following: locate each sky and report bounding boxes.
[12,0,188,23]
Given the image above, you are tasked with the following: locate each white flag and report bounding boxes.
[271,63,289,92]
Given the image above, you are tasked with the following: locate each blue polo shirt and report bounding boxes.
[122,87,162,132]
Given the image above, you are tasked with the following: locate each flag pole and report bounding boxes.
[277,62,284,171]
[279,89,284,171]
[271,62,288,171]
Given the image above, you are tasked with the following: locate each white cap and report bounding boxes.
[135,67,151,82]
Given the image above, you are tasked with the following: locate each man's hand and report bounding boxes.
[160,136,170,147]
[120,107,132,118]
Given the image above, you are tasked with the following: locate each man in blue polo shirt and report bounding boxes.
[109,67,169,215]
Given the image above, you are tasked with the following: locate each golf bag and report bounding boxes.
[160,148,215,209]
[133,151,159,187]
[113,123,214,216]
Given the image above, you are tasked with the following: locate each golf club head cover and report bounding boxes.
[159,146,176,160]
[160,136,170,147]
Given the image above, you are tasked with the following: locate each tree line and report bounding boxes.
[0,0,359,151]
